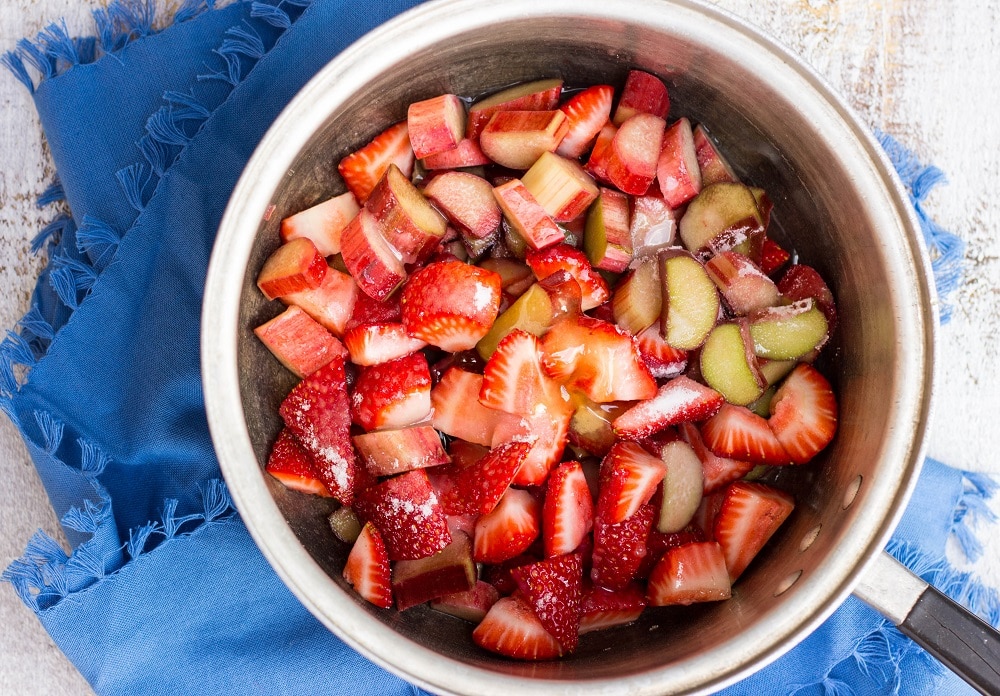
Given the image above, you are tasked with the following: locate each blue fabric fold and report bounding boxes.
[1,1,994,694]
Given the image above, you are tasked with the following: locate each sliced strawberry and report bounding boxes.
[613,70,670,124]
[338,120,415,203]
[491,408,570,486]
[352,425,449,478]
[265,428,332,497]
[525,243,609,311]
[431,368,515,446]
[677,421,755,494]
[511,553,584,651]
[700,403,792,465]
[281,264,359,338]
[479,329,564,416]
[759,236,791,276]
[279,358,357,504]
[254,305,348,379]
[777,263,838,332]
[474,487,541,564]
[473,595,564,660]
[590,503,654,590]
[713,481,794,581]
[342,322,427,367]
[353,469,451,561]
[612,376,724,441]
[767,363,838,464]
[556,84,615,159]
[346,287,402,327]
[280,191,360,257]
[438,440,533,516]
[579,581,647,634]
[597,441,665,524]
[543,461,594,557]
[350,352,431,431]
[647,541,731,606]
[343,522,393,608]
[540,315,657,403]
[634,323,688,379]
[400,260,502,352]
[640,526,705,578]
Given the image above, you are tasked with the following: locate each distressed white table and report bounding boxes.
[1,1,998,694]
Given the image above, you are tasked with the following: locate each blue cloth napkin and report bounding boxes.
[0,1,994,694]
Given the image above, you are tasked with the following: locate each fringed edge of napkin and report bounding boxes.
[0,0,314,607]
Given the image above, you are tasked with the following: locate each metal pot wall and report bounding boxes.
[201,0,1000,693]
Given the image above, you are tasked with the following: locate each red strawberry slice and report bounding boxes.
[759,236,791,276]
[338,120,415,203]
[343,521,393,608]
[472,595,564,660]
[713,481,795,582]
[280,264,359,338]
[590,503,654,590]
[511,553,584,651]
[350,352,431,431]
[596,441,665,524]
[280,191,360,257]
[767,363,838,464]
[491,408,570,486]
[543,461,594,557]
[634,323,688,379]
[777,263,838,332]
[677,421,755,494]
[647,541,731,606]
[401,260,502,352]
[279,358,357,504]
[525,243,609,311]
[479,329,565,416]
[612,376,725,441]
[579,581,647,634]
[342,322,427,367]
[474,487,541,564]
[700,403,792,465]
[555,84,614,159]
[353,469,451,561]
[431,368,517,446]
[639,526,705,578]
[265,428,332,497]
[438,440,533,516]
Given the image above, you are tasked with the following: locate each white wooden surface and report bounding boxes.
[1,1,998,693]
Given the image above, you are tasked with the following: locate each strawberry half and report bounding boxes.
[579,581,647,634]
[431,368,516,446]
[767,363,838,464]
[647,541,731,606]
[343,522,393,608]
[612,376,724,441]
[555,84,614,159]
[713,481,795,582]
[343,322,427,367]
[596,441,665,524]
[759,236,791,276]
[473,595,564,660]
[543,461,594,557]
[474,487,541,564]
[479,329,565,416]
[590,503,654,590]
[265,428,332,497]
[700,403,792,465]
[677,421,755,494]
[525,243,609,311]
[511,553,584,651]
[491,408,570,486]
[401,260,502,352]
[438,440,533,516]
[353,469,451,561]
[351,352,432,431]
[279,358,357,504]
[338,120,415,203]
[634,323,688,379]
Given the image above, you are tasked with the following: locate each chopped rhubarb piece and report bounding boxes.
[422,171,501,240]
[479,110,569,170]
[430,580,501,622]
[255,305,347,378]
[438,440,532,516]
[634,323,688,379]
[352,425,449,477]
[613,376,724,441]
[339,207,407,301]
[613,70,670,124]
[365,163,447,265]
[400,260,502,351]
[392,530,476,610]
[748,299,829,360]
[647,541,731,605]
[338,120,414,203]
[256,237,328,301]
[280,264,358,337]
[584,121,618,185]
[479,329,564,416]
[478,258,535,297]
[521,152,599,223]
[590,503,654,590]
[584,186,632,273]
[491,408,570,487]
[342,322,426,366]
[611,256,660,334]
[466,78,563,140]
[693,124,738,186]
[265,428,332,497]
[567,398,627,457]
[766,363,838,464]
[344,522,393,609]
[656,440,705,533]
[597,441,665,524]
[630,192,677,254]
[760,236,791,276]
[657,117,702,208]
[407,93,466,159]
[474,487,542,564]
[280,191,360,257]
[700,403,792,465]
[556,84,614,159]
[678,421,755,494]
[543,461,594,558]
[705,250,780,316]
[713,481,794,581]
[606,113,665,195]
[658,248,721,351]
[279,358,357,504]
[431,368,514,446]
[525,243,609,311]
[579,581,647,633]
[350,352,432,431]
[421,137,492,170]
[473,595,564,660]
[492,178,565,251]
[511,553,583,651]
[679,182,765,261]
[353,468,451,561]
[476,281,560,361]
[777,263,838,332]
[700,320,767,406]
[328,506,362,543]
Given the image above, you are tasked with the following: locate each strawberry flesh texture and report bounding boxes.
[474,487,541,564]
[338,120,414,203]
[473,595,564,660]
[438,440,532,516]
[344,522,393,609]
[767,363,838,464]
[353,468,451,561]
[556,84,614,159]
[350,351,431,431]
[511,553,584,651]
[677,421,755,494]
[596,441,665,525]
[280,264,358,337]
[526,243,609,311]
[647,540,731,606]
[431,368,515,446]
[479,329,564,416]
[543,461,594,558]
[579,581,647,634]
[491,407,570,487]
[700,403,792,465]
[280,191,359,257]
[265,428,332,497]
[713,481,794,582]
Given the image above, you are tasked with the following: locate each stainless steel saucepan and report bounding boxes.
[201,0,1000,692]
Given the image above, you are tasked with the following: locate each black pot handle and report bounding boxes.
[854,551,1000,695]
